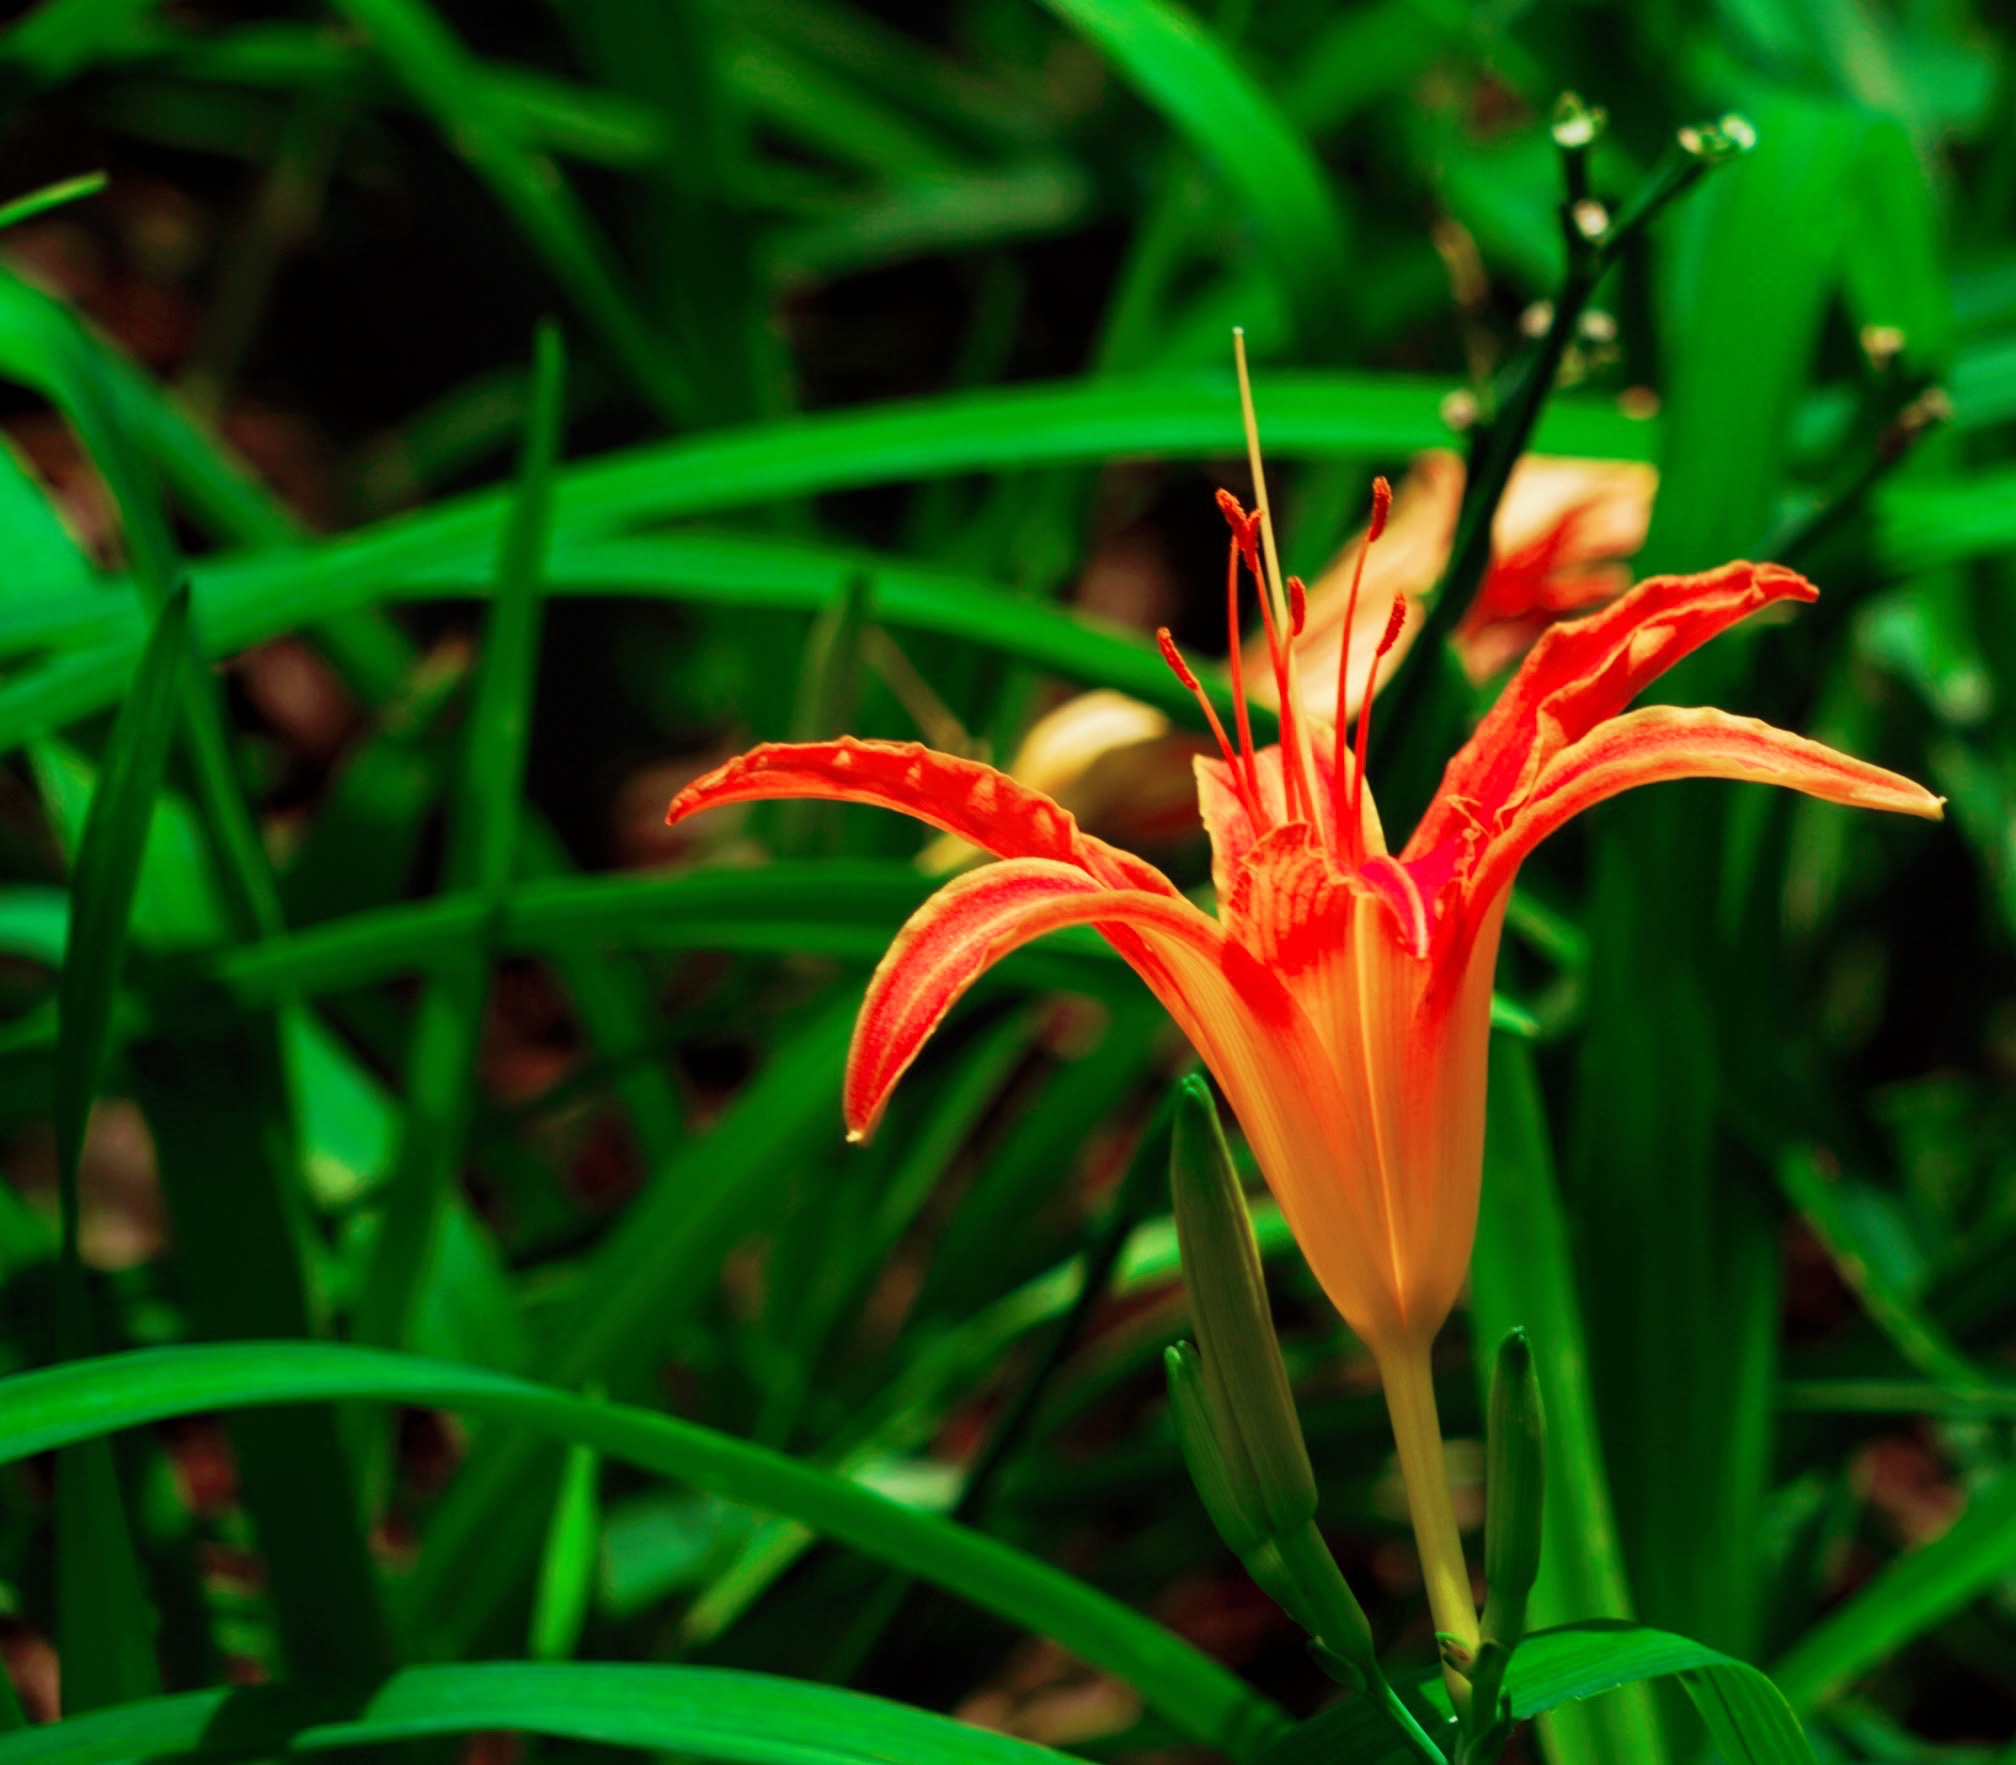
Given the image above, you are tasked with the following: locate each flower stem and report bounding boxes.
[1378,1339,1480,1674]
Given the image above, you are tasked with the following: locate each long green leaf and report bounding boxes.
[359,320,565,1351]
[403,996,857,1656]
[1025,0,1347,337]
[330,0,687,420]
[0,1662,1068,1765]
[0,1343,1289,1758]
[1470,1039,1668,1765]
[0,266,298,550]
[1506,1623,1814,1765]
[50,585,188,1713]
[1576,96,1870,1687]
[51,585,188,1193]
[0,373,1649,752]
[1769,1469,2016,1711]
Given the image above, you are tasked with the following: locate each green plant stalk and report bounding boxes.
[1273,1524,1445,1765]
[1375,1336,1479,1702]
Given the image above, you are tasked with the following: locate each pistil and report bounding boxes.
[1234,332,1325,830]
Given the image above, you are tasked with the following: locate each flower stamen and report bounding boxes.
[1350,595,1409,841]
[1158,626,1259,823]
[1332,476,1393,861]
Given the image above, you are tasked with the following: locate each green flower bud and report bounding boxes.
[1165,1341,1267,1556]
[1169,1077,1318,1537]
[1482,1328,1545,1648]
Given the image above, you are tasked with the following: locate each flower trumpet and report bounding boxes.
[666,487,1939,1661]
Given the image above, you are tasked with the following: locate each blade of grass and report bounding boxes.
[0,1343,1291,1757]
[57,343,286,944]
[562,1,781,426]
[1769,1470,2016,1711]
[1777,1148,1987,1390]
[50,585,187,1712]
[1575,94,1869,1682]
[1027,0,1347,341]
[330,0,688,423]
[403,995,856,1657]
[528,1440,601,1661]
[31,542,395,1674]
[1505,1623,1815,1765]
[0,372,1651,752]
[0,1662,1075,1765]
[0,264,298,549]
[1471,1038,1668,1765]
[51,586,186,1310]
[358,319,564,1351]
[129,1026,394,1682]
[0,0,156,84]
[0,171,106,231]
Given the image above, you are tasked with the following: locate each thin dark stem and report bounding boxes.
[1383,117,1749,741]
[1773,383,1951,571]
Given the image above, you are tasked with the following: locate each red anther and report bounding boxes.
[1374,594,1407,660]
[1157,626,1201,692]
[1160,621,1250,812]
[1367,475,1393,544]
[1288,575,1308,637]
[1215,487,1262,573]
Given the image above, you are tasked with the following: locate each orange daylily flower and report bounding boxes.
[666,478,1940,1652]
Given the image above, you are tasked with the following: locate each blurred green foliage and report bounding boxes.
[0,0,2009,1760]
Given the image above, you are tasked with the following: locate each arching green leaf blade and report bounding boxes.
[0,1343,1290,1758]
[0,1662,1069,1765]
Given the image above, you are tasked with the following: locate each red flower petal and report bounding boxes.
[1407,560,1816,865]
[843,859,1226,1139]
[666,737,1178,895]
[1462,704,1944,915]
